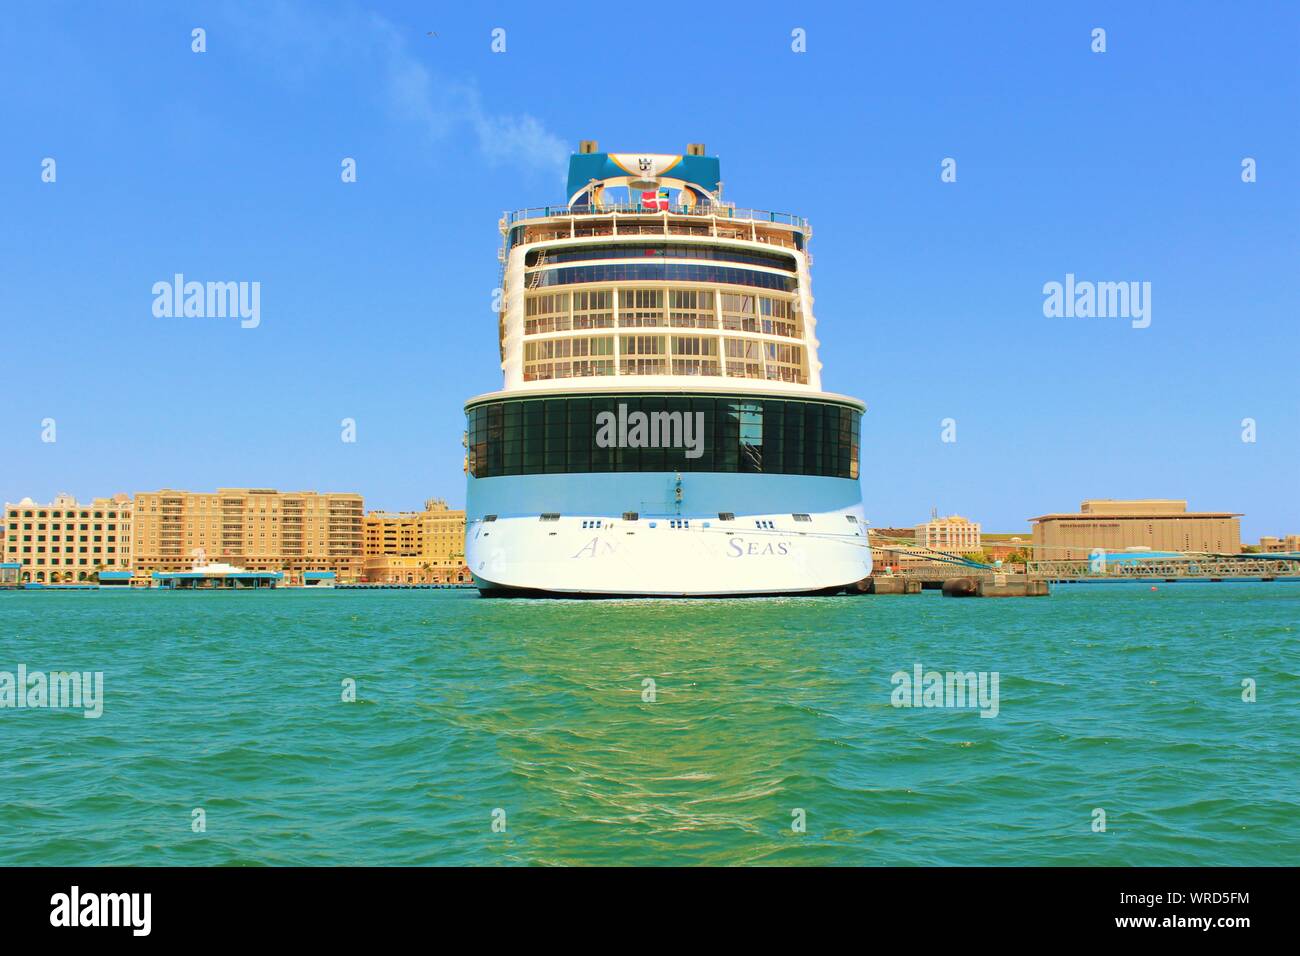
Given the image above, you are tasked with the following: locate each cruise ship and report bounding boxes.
[464,142,870,597]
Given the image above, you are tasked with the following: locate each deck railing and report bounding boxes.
[503,204,809,230]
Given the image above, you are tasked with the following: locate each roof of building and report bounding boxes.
[153,571,284,579]
[1031,511,1242,522]
[1080,498,1186,514]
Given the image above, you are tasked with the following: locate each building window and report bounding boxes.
[721,293,759,333]
[570,289,614,330]
[724,338,764,379]
[669,289,717,329]
[524,292,571,335]
[619,335,668,375]
[618,289,665,328]
[525,242,796,272]
[670,335,720,377]
[467,395,860,479]
[532,263,796,292]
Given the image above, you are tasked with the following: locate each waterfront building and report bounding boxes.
[982,534,1031,562]
[362,498,468,584]
[1257,534,1300,553]
[1030,499,1241,560]
[132,488,364,582]
[2,493,133,583]
[914,514,983,554]
[868,534,931,572]
[464,142,869,596]
[152,562,283,590]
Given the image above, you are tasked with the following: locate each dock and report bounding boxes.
[850,552,1300,598]
[849,576,922,595]
[336,583,474,590]
[939,575,1049,598]
[851,569,1048,597]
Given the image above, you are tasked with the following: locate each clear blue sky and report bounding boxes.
[2,1,1296,537]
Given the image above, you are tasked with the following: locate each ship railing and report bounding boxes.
[503,204,809,230]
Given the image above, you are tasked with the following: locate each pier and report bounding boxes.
[939,575,1049,598]
[337,583,473,590]
[849,552,1300,597]
[851,568,1048,597]
[849,576,922,595]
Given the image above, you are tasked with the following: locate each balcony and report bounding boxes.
[504,204,808,231]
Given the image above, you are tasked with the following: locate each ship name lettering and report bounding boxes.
[572,538,616,559]
[727,538,791,558]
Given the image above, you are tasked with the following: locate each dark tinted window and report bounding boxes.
[532,263,796,292]
[467,395,860,479]
[527,243,796,271]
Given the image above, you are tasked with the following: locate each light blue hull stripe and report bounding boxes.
[467,472,863,519]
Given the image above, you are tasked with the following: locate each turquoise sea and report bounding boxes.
[1,584,1296,866]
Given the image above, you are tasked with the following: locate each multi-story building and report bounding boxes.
[868,533,932,572]
[982,534,1031,562]
[2,493,133,583]
[913,514,983,554]
[1257,534,1300,553]
[363,498,468,584]
[132,488,364,582]
[1030,499,1241,560]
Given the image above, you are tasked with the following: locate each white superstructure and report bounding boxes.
[464,143,869,596]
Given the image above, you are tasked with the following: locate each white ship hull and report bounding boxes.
[464,468,871,597]
[467,510,870,597]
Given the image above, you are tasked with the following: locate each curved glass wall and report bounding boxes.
[526,243,796,271]
[530,263,796,292]
[467,395,860,479]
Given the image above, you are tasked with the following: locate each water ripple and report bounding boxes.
[1,585,1297,865]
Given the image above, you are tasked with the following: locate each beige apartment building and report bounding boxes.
[869,534,932,572]
[1030,499,1241,559]
[363,498,468,584]
[1257,535,1300,552]
[132,488,364,582]
[3,493,133,583]
[914,514,983,554]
